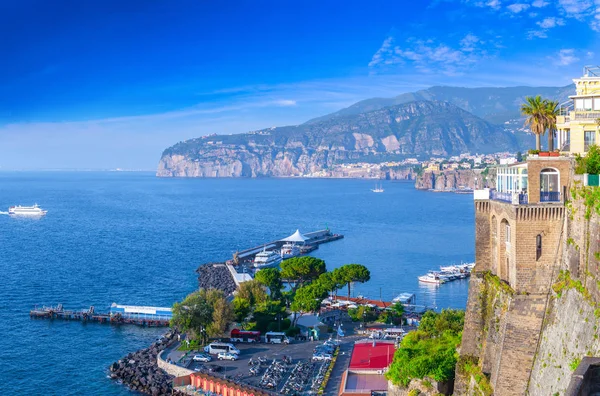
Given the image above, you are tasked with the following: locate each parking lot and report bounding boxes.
[182,340,334,393]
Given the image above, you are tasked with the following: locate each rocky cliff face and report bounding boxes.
[414,168,497,191]
[157,101,519,178]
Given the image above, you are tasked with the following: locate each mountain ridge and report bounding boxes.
[157,99,521,177]
[305,84,573,125]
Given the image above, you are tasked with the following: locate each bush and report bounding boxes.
[587,145,600,174]
[528,149,540,155]
[286,326,301,337]
[386,309,465,386]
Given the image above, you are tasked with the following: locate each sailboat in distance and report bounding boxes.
[371,183,384,193]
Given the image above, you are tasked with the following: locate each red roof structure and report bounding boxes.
[349,342,396,371]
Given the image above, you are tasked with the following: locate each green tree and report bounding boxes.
[254,268,283,299]
[280,257,326,291]
[521,95,547,151]
[290,281,328,326]
[544,99,559,152]
[586,145,600,174]
[253,300,287,332]
[237,280,268,306]
[516,151,522,162]
[171,289,234,342]
[386,309,465,387]
[317,271,345,299]
[337,263,371,299]
[232,296,251,323]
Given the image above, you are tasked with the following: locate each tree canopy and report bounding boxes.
[171,289,234,341]
[236,279,268,306]
[386,309,465,387]
[280,257,326,291]
[521,95,560,152]
[290,281,329,325]
[254,268,283,299]
[335,263,371,298]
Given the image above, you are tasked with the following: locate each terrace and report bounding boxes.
[475,160,565,205]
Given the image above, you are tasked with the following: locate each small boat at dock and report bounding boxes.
[418,272,446,284]
[253,248,282,269]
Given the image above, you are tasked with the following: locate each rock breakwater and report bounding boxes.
[109,331,185,396]
[197,264,237,295]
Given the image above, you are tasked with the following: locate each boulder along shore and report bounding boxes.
[109,330,186,396]
[197,263,237,295]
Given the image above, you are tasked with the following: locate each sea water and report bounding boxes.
[0,172,474,395]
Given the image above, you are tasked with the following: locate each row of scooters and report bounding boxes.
[281,361,316,395]
[258,359,290,390]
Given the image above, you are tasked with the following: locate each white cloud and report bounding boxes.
[531,0,549,7]
[274,99,297,107]
[506,3,530,13]
[460,33,480,51]
[555,49,580,66]
[557,0,593,18]
[587,51,595,59]
[370,33,486,76]
[537,16,565,28]
[527,29,548,39]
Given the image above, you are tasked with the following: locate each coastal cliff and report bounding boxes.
[157,100,519,178]
[456,170,600,395]
[414,168,497,191]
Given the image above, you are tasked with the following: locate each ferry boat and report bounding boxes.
[8,204,47,216]
[279,242,300,259]
[418,272,446,284]
[253,249,283,269]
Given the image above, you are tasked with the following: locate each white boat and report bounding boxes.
[8,204,47,216]
[418,272,446,284]
[253,249,283,269]
[371,183,384,193]
[392,293,416,305]
[279,242,300,259]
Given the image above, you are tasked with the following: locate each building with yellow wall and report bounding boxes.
[556,66,600,154]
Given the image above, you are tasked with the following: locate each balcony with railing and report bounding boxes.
[487,189,529,204]
[540,191,560,202]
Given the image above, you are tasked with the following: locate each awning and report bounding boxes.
[280,229,308,242]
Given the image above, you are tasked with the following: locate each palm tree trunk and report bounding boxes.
[548,129,554,152]
[536,134,541,151]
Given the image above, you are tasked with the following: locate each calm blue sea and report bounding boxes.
[0,172,474,395]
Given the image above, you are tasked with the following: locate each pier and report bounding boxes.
[30,303,172,327]
[232,228,344,264]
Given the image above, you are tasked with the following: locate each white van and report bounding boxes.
[203,342,240,355]
[265,332,290,344]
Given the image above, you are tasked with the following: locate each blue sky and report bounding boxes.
[1,0,599,169]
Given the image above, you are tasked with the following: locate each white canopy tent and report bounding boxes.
[280,229,308,243]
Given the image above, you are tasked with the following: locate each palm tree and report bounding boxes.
[521,95,546,151]
[544,99,559,152]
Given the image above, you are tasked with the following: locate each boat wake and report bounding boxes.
[0,211,9,215]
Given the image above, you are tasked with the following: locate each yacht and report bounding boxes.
[8,204,47,216]
[253,249,283,269]
[418,272,446,284]
[279,242,300,259]
[371,183,384,193]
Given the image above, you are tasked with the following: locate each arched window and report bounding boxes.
[540,168,560,202]
[536,234,542,261]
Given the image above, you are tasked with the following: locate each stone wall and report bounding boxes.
[157,347,194,378]
[527,192,600,395]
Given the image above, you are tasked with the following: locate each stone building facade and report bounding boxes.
[457,157,573,395]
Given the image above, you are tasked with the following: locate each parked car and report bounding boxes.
[312,353,333,362]
[314,345,335,354]
[192,354,212,362]
[218,352,239,361]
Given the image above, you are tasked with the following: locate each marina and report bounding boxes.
[29,303,173,326]
[418,263,475,285]
[230,228,344,265]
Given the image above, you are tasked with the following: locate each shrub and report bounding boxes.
[528,149,540,155]
[386,309,465,386]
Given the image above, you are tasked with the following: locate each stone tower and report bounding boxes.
[456,157,572,395]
